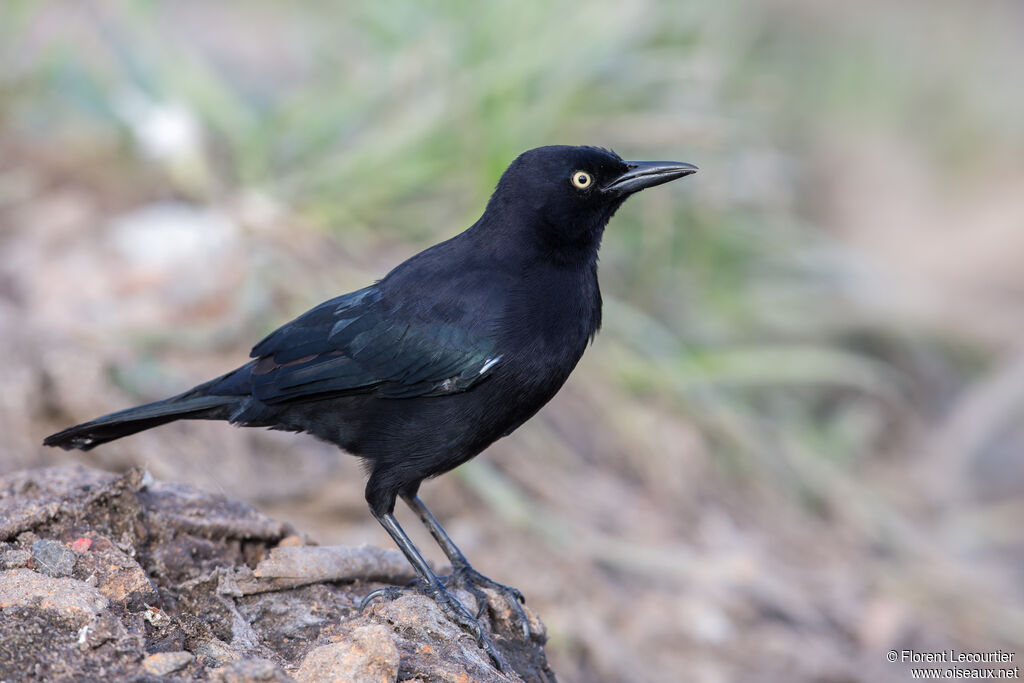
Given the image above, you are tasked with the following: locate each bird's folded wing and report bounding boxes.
[245,285,500,403]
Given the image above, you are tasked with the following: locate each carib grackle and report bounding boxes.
[44,145,696,669]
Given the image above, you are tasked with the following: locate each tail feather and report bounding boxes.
[43,394,235,451]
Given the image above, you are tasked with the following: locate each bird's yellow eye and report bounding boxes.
[571,171,592,189]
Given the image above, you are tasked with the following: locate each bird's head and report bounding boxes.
[484,145,697,258]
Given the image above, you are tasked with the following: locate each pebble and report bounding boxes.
[142,651,195,676]
[31,539,76,577]
[295,624,399,683]
[0,548,32,570]
[210,658,293,682]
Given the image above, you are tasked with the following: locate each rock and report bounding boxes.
[78,609,132,650]
[30,539,77,577]
[0,569,108,628]
[211,657,295,682]
[277,534,304,548]
[0,547,32,569]
[234,545,415,595]
[72,533,157,608]
[0,466,116,541]
[295,624,399,683]
[179,613,241,667]
[139,478,290,542]
[71,536,93,553]
[0,466,555,682]
[364,593,550,683]
[142,650,195,676]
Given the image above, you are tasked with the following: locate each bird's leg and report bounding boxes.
[400,493,530,637]
[360,511,509,671]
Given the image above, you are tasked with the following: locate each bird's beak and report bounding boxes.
[604,160,698,196]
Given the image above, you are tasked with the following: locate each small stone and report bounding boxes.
[73,535,156,606]
[210,657,293,682]
[31,539,76,577]
[143,605,171,627]
[295,624,399,683]
[77,610,129,650]
[277,535,304,548]
[0,569,108,628]
[191,636,240,667]
[71,537,93,553]
[142,651,195,676]
[0,548,32,570]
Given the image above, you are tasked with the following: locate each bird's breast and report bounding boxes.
[494,264,601,390]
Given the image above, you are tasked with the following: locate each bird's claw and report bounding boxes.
[358,576,426,611]
[358,585,401,611]
[447,563,531,639]
[359,581,510,671]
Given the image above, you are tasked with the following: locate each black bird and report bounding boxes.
[44,145,696,667]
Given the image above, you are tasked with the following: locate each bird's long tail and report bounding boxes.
[43,386,239,452]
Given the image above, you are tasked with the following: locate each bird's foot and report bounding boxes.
[360,581,510,672]
[446,563,531,639]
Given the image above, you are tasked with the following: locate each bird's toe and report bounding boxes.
[447,564,531,639]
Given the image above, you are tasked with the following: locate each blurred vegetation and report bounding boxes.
[2,1,1023,681]
[4,1,896,469]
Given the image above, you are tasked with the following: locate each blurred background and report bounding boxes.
[2,1,1023,681]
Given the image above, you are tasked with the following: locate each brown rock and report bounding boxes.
[179,613,242,667]
[0,547,32,569]
[0,466,553,682]
[277,534,304,548]
[78,609,132,650]
[235,545,414,595]
[211,657,296,682]
[0,568,108,628]
[295,624,400,683]
[139,478,289,541]
[0,466,114,541]
[141,650,195,676]
[72,533,157,607]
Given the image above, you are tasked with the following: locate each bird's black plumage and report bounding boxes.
[43,145,696,668]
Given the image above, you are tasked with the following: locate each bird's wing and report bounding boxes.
[245,285,501,404]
